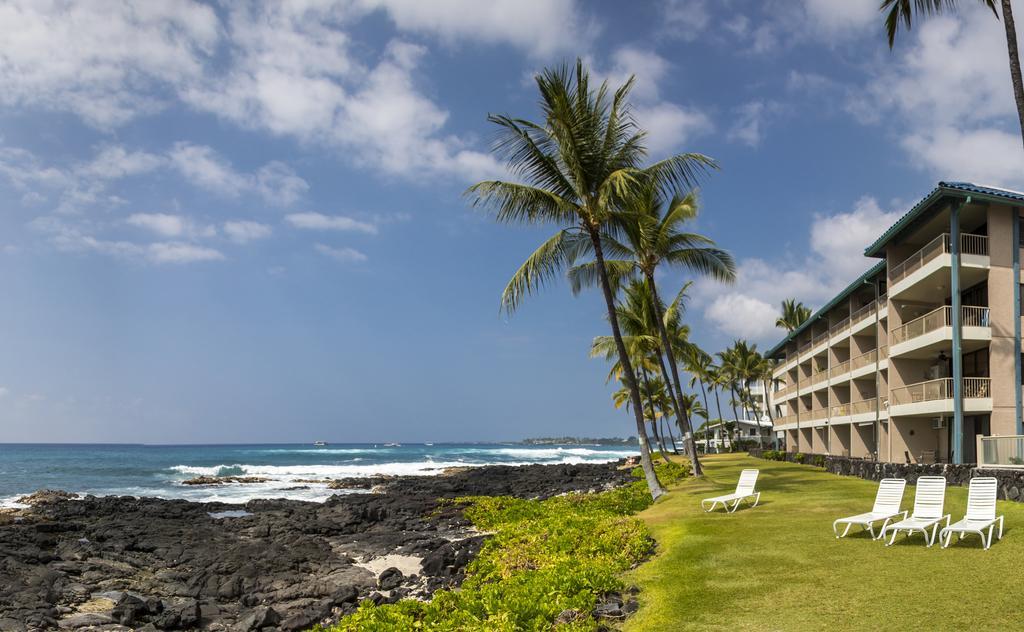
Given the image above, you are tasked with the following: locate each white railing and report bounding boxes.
[889,306,989,346]
[979,435,1024,468]
[890,377,991,406]
[888,233,988,286]
[850,301,876,326]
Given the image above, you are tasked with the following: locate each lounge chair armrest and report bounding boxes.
[900,510,908,520]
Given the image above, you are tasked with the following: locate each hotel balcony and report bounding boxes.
[774,414,797,430]
[800,407,829,428]
[888,233,988,300]
[888,377,992,417]
[831,397,884,425]
[888,306,990,359]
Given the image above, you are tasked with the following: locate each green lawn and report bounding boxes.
[624,454,1024,631]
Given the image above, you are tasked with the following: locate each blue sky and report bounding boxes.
[1,0,1022,443]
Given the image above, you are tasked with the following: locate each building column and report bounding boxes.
[1015,208,1022,434]
[951,200,965,464]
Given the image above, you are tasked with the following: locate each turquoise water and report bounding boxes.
[0,443,638,506]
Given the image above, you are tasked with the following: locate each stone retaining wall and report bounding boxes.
[748,449,1024,501]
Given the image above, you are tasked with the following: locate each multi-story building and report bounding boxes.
[767,182,1024,465]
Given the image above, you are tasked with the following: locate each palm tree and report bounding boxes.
[882,0,1024,148]
[592,280,677,461]
[568,183,735,477]
[466,62,713,499]
[776,299,811,333]
[678,393,706,450]
[683,344,714,421]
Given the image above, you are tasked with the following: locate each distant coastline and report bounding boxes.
[520,436,637,446]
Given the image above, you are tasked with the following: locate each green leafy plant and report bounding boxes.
[318,461,690,631]
[793,452,806,464]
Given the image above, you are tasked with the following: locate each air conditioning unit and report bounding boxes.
[932,417,946,429]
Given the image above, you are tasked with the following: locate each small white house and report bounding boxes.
[697,418,774,452]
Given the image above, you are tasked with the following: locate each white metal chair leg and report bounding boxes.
[866,523,875,539]
[751,492,760,508]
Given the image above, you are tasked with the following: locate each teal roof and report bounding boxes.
[864,181,1024,257]
[765,260,886,359]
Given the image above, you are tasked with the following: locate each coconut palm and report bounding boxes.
[682,344,714,421]
[776,299,811,333]
[568,183,735,476]
[592,280,681,459]
[882,1,1024,147]
[466,61,714,498]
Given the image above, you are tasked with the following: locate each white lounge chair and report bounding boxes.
[701,469,760,513]
[939,477,1004,550]
[832,478,907,539]
[882,476,950,547]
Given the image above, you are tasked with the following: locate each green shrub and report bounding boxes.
[317,460,689,631]
[811,455,826,468]
[793,452,805,464]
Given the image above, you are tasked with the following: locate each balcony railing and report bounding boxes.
[812,331,829,348]
[830,316,851,337]
[849,397,880,415]
[829,359,851,378]
[879,345,888,359]
[890,377,992,406]
[775,414,797,426]
[888,233,988,286]
[850,301,876,326]
[849,348,877,372]
[889,306,989,346]
[811,368,829,385]
[806,408,828,421]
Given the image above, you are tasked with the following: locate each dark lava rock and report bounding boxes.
[377,567,404,590]
[0,460,633,630]
[15,489,79,505]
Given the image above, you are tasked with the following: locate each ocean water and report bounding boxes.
[0,443,638,507]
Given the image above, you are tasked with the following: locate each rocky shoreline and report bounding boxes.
[0,462,634,631]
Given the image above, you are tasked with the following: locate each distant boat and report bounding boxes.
[313,441,327,447]
[383,442,400,447]
[425,442,434,446]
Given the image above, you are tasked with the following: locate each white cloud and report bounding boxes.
[727,101,770,147]
[0,386,8,399]
[126,213,216,239]
[695,197,901,342]
[285,212,378,234]
[0,0,219,127]
[223,220,272,244]
[147,242,224,264]
[360,0,597,57]
[659,0,710,41]
[180,6,505,181]
[168,143,249,196]
[0,2,508,182]
[849,6,1024,189]
[800,0,878,35]
[31,215,224,265]
[593,48,713,155]
[314,243,368,262]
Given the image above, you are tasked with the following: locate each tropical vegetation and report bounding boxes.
[467,60,725,498]
[323,459,689,631]
[775,298,811,333]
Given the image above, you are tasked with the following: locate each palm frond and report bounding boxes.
[500,229,586,314]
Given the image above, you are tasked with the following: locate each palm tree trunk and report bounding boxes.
[639,367,670,463]
[762,378,774,449]
[729,385,741,452]
[653,351,685,455]
[645,275,703,476]
[1001,0,1024,147]
[663,416,680,453]
[590,231,664,499]
[713,384,724,424]
[698,378,710,419]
